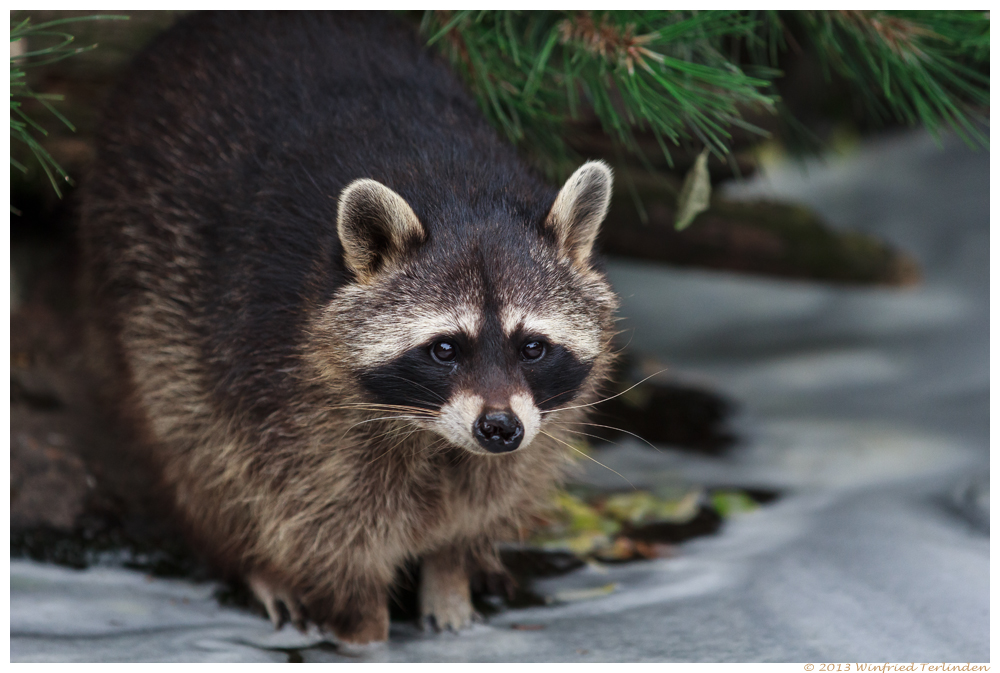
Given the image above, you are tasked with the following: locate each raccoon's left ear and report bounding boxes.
[545,160,614,269]
[337,179,427,284]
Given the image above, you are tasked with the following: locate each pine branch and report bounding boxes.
[796,10,989,147]
[10,14,128,207]
[421,10,988,175]
[423,11,778,174]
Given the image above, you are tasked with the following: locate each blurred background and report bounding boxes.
[10,11,990,662]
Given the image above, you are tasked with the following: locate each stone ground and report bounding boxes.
[10,129,990,662]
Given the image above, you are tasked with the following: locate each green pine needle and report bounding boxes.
[421,10,988,176]
[796,11,988,148]
[422,11,779,173]
[10,14,128,206]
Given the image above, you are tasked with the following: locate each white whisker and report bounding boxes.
[540,430,635,490]
[541,369,668,416]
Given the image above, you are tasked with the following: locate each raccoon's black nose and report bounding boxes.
[474,411,524,453]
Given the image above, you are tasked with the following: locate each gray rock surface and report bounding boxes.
[11,129,989,662]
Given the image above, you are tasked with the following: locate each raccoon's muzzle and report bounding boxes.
[473,410,524,453]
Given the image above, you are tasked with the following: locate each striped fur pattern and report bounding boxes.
[80,11,618,643]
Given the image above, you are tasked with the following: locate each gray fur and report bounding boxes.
[79,11,619,643]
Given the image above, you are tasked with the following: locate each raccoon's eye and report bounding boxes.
[521,339,546,362]
[430,339,458,365]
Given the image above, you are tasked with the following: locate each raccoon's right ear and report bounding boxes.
[545,160,614,269]
[337,179,427,284]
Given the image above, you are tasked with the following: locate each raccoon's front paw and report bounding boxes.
[420,591,482,633]
[248,573,307,632]
[326,601,390,645]
[419,549,481,633]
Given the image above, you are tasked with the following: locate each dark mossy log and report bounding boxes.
[599,169,921,286]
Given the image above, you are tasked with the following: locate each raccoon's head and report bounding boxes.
[312,161,618,456]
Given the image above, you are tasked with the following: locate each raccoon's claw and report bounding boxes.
[419,549,479,634]
[248,574,307,632]
[420,605,481,633]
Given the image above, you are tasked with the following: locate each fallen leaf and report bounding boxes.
[600,487,703,526]
[593,535,637,562]
[527,491,622,554]
[632,540,675,559]
[548,582,617,603]
[675,148,712,230]
[711,490,759,517]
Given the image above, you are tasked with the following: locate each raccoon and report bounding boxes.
[80,11,618,644]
